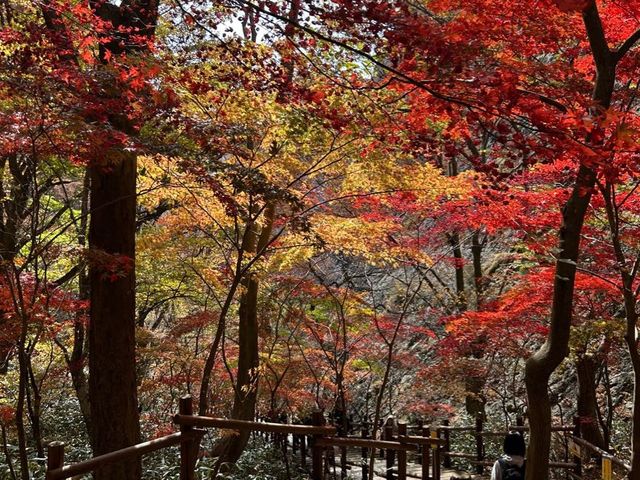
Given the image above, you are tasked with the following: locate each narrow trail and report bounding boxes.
[301,447,484,480]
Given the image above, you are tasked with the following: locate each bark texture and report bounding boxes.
[89,151,141,480]
[576,355,606,449]
[85,3,157,479]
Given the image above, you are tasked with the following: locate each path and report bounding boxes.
[315,448,485,480]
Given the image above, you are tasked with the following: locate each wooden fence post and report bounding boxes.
[312,411,324,480]
[301,434,307,468]
[380,419,386,459]
[179,396,198,480]
[385,423,395,480]
[421,427,430,480]
[602,455,612,480]
[46,442,65,480]
[433,429,441,480]
[362,423,369,480]
[442,420,451,469]
[475,416,484,475]
[416,421,423,466]
[339,421,347,480]
[572,416,582,478]
[516,415,524,432]
[398,423,407,480]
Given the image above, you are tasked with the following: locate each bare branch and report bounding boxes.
[614,28,640,63]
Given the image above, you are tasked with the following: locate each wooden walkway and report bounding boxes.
[318,449,482,480]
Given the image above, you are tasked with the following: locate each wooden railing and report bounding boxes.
[436,416,631,480]
[46,397,204,480]
[435,416,576,476]
[45,397,632,480]
[173,407,446,480]
[46,397,445,480]
[564,419,631,480]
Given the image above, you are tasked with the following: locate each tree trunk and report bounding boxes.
[215,272,260,469]
[471,231,484,306]
[88,151,141,480]
[26,358,44,458]
[576,355,605,449]
[525,5,614,479]
[448,233,466,311]
[71,262,92,441]
[84,3,156,478]
[465,374,486,420]
[214,203,274,469]
[59,169,92,440]
[628,332,640,480]
[524,163,595,480]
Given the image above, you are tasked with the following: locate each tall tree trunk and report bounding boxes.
[626,319,640,479]
[71,263,92,441]
[576,354,606,449]
[0,154,31,374]
[448,233,466,311]
[471,231,484,306]
[467,231,487,419]
[26,357,44,458]
[524,163,596,480]
[15,346,29,480]
[525,6,614,478]
[84,4,157,478]
[88,151,141,480]
[215,272,260,468]
[214,204,275,470]
[601,182,640,479]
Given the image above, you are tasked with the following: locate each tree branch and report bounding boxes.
[614,28,640,63]
[582,2,611,71]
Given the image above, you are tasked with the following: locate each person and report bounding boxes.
[490,432,526,480]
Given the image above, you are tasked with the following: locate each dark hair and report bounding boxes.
[503,433,526,456]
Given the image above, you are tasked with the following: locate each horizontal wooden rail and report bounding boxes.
[468,460,497,467]
[550,462,580,469]
[316,437,418,451]
[478,431,515,437]
[46,431,197,480]
[173,414,336,435]
[461,458,578,469]
[437,426,474,432]
[507,425,574,432]
[444,452,476,459]
[397,435,446,446]
[568,435,631,471]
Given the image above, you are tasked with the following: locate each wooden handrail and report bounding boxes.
[443,452,476,459]
[436,426,474,432]
[568,435,631,472]
[46,431,199,480]
[397,435,446,446]
[316,437,418,451]
[506,425,573,432]
[550,462,580,469]
[173,414,337,435]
